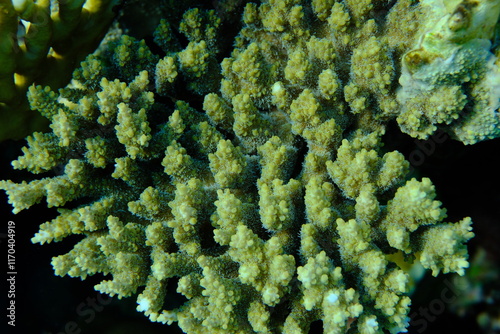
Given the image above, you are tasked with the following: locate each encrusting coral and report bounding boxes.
[397,0,500,144]
[2,0,494,333]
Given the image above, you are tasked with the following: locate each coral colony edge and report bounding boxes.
[1,0,500,333]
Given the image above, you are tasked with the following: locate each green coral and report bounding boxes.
[0,0,120,141]
[397,0,500,144]
[1,1,492,333]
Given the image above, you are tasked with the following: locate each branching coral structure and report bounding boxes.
[0,0,489,333]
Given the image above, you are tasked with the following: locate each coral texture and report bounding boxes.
[397,0,500,144]
[2,0,492,333]
[0,0,119,141]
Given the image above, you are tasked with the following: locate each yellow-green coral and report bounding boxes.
[0,1,488,333]
[0,0,119,141]
[397,0,500,144]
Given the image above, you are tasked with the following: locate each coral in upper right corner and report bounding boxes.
[396,0,500,144]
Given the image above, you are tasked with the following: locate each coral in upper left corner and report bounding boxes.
[0,0,120,141]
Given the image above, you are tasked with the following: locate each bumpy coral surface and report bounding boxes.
[397,0,500,144]
[1,0,488,333]
[0,0,119,140]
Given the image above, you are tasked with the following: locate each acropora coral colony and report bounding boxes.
[1,0,499,333]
